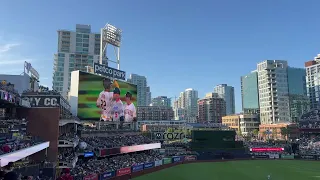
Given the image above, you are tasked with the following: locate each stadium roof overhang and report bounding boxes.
[0,141,50,167]
[59,119,81,126]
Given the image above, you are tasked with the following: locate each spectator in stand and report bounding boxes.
[2,162,19,180]
[61,169,73,180]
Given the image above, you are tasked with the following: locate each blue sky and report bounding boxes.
[0,0,320,112]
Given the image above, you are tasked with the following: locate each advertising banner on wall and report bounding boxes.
[281,154,294,159]
[116,167,131,176]
[252,155,269,159]
[21,96,60,107]
[172,156,183,163]
[77,71,137,121]
[184,155,197,161]
[143,162,154,169]
[269,154,279,159]
[163,158,172,164]
[83,173,98,180]
[99,143,161,157]
[132,164,144,172]
[99,171,115,180]
[154,160,163,167]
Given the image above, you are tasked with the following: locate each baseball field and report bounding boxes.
[134,160,320,180]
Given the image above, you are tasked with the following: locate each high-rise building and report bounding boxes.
[53,24,102,98]
[198,93,226,123]
[257,60,290,124]
[127,74,151,106]
[213,84,235,115]
[305,54,320,109]
[287,67,310,122]
[151,96,171,107]
[241,71,260,114]
[174,88,198,122]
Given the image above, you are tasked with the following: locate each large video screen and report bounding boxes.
[78,71,137,121]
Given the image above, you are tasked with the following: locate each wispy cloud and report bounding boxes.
[0,43,20,53]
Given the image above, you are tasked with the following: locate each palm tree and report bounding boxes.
[252,129,259,138]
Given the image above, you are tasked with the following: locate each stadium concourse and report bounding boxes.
[1,81,320,180]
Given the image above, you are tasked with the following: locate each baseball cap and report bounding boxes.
[125,92,132,98]
[113,87,120,94]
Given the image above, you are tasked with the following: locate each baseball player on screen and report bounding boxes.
[96,78,119,121]
[124,92,137,129]
[111,87,124,125]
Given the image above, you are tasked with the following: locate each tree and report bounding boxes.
[252,129,259,138]
[280,127,288,140]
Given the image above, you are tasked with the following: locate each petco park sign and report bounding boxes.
[94,63,126,80]
[21,95,62,108]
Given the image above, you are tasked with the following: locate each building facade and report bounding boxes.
[213,84,235,115]
[239,114,260,136]
[127,74,151,106]
[151,96,171,107]
[53,24,101,98]
[287,67,310,122]
[305,54,320,109]
[198,93,226,123]
[137,106,174,121]
[174,88,198,123]
[257,60,290,124]
[241,71,259,113]
[222,115,240,132]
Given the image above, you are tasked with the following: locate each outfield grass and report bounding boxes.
[134,160,320,180]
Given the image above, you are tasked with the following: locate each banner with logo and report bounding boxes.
[132,164,144,172]
[99,171,115,180]
[83,173,98,180]
[184,155,197,161]
[281,154,294,159]
[117,167,131,176]
[252,155,269,159]
[172,156,183,163]
[143,162,154,169]
[154,160,163,167]
[300,155,316,160]
[269,154,279,159]
[163,158,172,164]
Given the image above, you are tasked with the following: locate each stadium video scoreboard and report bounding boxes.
[154,132,185,141]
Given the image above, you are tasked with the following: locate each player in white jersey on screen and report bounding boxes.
[111,87,124,126]
[124,92,137,130]
[96,78,116,121]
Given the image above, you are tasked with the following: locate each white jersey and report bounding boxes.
[97,91,114,121]
[111,99,124,121]
[124,103,136,122]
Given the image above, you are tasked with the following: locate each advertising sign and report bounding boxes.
[77,71,137,121]
[84,152,94,158]
[154,132,185,141]
[184,155,197,161]
[301,155,316,160]
[172,156,183,163]
[281,155,294,159]
[132,164,143,172]
[250,148,284,152]
[83,173,98,180]
[163,158,172,164]
[94,63,126,81]
[154,160,163,167]
[21,96,60,107]
[116,167,131,176]
[143,162,154,169]
[99,143,161,157]
[99,171,115,180]
[269,154,279,159]
[252,155,269,159]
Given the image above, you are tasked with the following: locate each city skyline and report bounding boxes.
[2,1,320,113]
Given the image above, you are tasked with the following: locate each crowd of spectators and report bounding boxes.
[81,134,155,149]
[0,120,44,156]
[299,121,320,129]
[298,134,320,155]
[58,148,76,163]
[71,151,162,178]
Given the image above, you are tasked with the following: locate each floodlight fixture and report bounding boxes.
[100,23,122,70]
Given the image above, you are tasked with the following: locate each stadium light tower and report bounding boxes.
[100,23,122,70]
